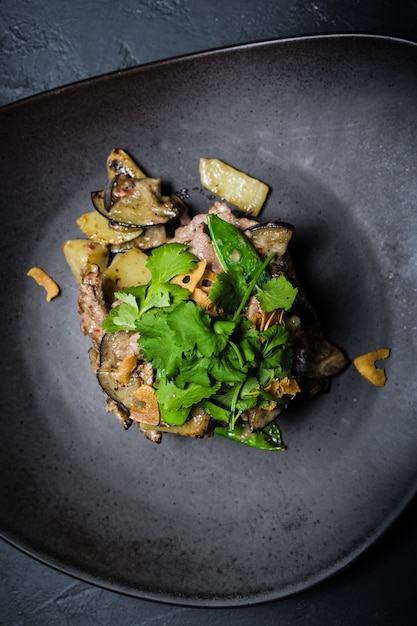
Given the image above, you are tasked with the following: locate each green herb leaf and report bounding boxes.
[255,275,298,312]
[135,311,184,377]
[102,290,144,332]
[174,356,212,388]
[209,267,247,313]
[156,378,220,425]
[140,282,190,315]
[166,301,229,358]
[209,348,249,383]
[146,243,198,283]
[260,323,292,376]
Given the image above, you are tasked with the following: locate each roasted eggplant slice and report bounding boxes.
[97,331,143,417]
[109,224,167,253]
[92,176,179,228]
[97,369,142,410]
[106,148,147,181]
[283,252,349,395]
[247,222,294,263]
[246,405,284,431]
[76,210,143,245]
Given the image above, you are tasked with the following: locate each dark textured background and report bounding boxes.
[1,1,417,624]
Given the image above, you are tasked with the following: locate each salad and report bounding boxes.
[63,149,349,450]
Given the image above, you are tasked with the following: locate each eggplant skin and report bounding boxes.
[248,222,348,392]
[247,222,294,263]
[283,250,349,396]
[91,177,179,228]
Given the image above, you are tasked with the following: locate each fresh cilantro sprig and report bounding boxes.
[102,243,197,333]
[101,228,298,436]
[255,275,298,312]
[209,255,298,316]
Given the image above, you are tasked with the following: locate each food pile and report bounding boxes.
[61,149,354,449]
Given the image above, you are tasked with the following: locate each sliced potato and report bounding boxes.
[104,248,151,290]
[199,158,269,216]
[63,239,110,283]
[106,148,146,180]
[76,210,143,245]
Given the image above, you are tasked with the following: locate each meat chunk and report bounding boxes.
[169,202,259,273]
[78,265,108,349]
[208,201,259,231]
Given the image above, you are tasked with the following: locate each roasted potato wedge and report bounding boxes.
[199,157,269,216]
[63,239,109,283]
[104,248,151,290]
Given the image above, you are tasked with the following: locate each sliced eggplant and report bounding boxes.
[97,369,142,410]
[104,396,133,430]
[109,224,167,253]
[283,252,349,392]
[99,331,139,369]
[92,176,179,228]
[106,148,147,181]
[76,210,143,245]
[246,404,284,431]
[247,222,294,262]
[97,331,143,416]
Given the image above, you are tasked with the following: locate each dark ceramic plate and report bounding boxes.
[1,35,417,607]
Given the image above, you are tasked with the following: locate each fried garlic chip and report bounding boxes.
[130,385,160,425]
[114,354,137,385]
[27,267,60,302]
[170,260,207,293]
[353,348,391,387]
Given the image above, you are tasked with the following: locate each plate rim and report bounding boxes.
[1,33,417,112]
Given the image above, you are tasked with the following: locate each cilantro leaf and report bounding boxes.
[200,399,231,423]
[260,324,292,375]
[166,301,228,358]
[174,356,212,388]
[209,348,249,384]
[260,323,289,351]
[231,317,260,363]
[159,404,190,426]
[141,282,190,315]
[146,243,198,283]
[136,311,184,377]
[102,290,144,332]
[255,275,298,312]
[209,267,247,313]
[156,378,220,425]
